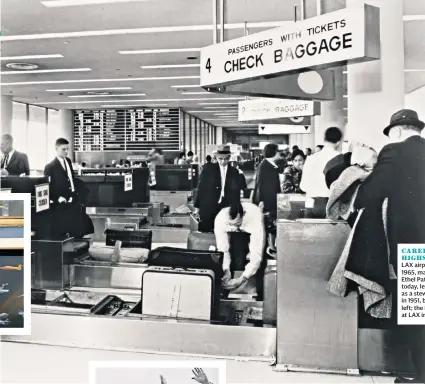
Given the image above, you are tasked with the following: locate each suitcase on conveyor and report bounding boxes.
[89,245,150,263]
[105,228,152,250]
[141,266,215,321]
[187,231,216,250]
[148,246,223,278]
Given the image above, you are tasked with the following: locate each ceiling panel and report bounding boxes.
[1,0,213,35]
[404,0,425,16]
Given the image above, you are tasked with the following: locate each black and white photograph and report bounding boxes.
[0,0,425,383]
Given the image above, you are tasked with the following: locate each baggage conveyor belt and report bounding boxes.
[3,286,276,361]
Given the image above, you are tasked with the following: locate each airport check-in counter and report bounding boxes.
[275,194,415,376]
[2,187,417,377]
[78,167,150,208]
[150,164,199,212]
[78,168,154,241]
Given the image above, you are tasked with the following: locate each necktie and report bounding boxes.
[2,154,9,169]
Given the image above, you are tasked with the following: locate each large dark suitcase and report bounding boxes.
[105,228,152,250]
[187,231,216,250]
[148,246,223,278]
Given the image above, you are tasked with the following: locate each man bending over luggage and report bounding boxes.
[214,184,265,291]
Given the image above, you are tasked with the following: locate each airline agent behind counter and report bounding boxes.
[214,191,265,291]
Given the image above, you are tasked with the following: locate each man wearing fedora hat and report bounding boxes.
[194,144,243,232]
[354,109,425,384]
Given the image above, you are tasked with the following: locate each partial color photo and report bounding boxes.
[0,198,25,332]
[91,364,223,384]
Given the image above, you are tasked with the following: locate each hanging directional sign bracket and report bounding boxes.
[207,69,336,100]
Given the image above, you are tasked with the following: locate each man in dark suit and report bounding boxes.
[252,143,282,257]
[194,145,242,232]
[252,143,281,214]
[354,109,425,384]
[0,134,30,176]
[45,138,81,238]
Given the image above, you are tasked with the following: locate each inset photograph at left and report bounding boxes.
[0,193,31,335]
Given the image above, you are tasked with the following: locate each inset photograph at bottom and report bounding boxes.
[89,361,226,384]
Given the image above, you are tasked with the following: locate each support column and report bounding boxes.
[1,96,13,136]
[295,0,346,150]
[49,109,74,161]
[346,0,405,152]
[313,67,345,148]
[216,126,223,145]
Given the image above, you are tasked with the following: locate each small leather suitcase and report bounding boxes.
[141,266,215,320]
[187,231,216,251]
[105,228,152,250]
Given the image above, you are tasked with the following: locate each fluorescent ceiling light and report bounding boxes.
[1,68,91,75]
[121,48,200,55]
[187,110,234,113]
[403,15,425,21]
[2,75,200,86]
[40,97,244,104]
[68,93,146,98]
[343,95,347,98]
[0,54,64,61]
[208,118,238,121]
[405,69,425,72]
[141,64,200,69]
[46,87,132,92]
[204,106,238,109]
[0,22,291,42]
[198,102,238,106]
[181,92,210,95]
[42,0,150,7]
[102,104,167,107]
[171,84,201,88]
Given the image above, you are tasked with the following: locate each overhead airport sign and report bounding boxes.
[200,4,379,88]
[239,98,320,123]
[259,124,311,135]
[256,116,311,127]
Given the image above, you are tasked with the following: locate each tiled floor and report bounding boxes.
[0,342,395,384]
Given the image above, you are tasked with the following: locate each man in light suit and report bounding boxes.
[0,134,30,176]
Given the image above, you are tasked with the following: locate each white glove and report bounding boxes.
[58,197,67,203]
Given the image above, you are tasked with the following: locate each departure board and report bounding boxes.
[73,108,180,151]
